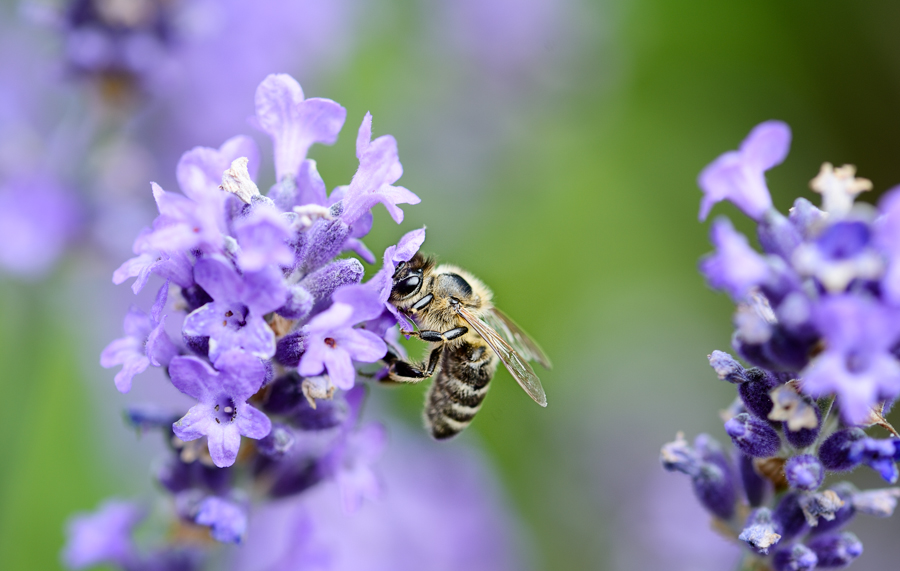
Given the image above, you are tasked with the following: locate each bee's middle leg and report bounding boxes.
[383,346,443,383]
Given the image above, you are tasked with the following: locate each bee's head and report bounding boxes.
[390,253,433,301]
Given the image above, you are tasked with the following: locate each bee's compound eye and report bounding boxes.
[393,275,420,297]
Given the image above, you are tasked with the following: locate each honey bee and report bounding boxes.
[383,253,551,439]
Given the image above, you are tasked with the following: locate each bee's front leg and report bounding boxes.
[383,346,443,384]
[400,327,468,342]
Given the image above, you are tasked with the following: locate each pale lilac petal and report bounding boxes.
[234,205,294,272]
[305,303,354,335]
[322,347,356,390]
[169,356,218,400]
[391,228,426,264]
[150,280,169,323]
[296,159,327,206]
[242,266,289,315]
[173,404,214,442]
[343,238,375,264]
[297,341,328,378]
[700,218,770,300]
[210,316,275,361]
[146,317,178,367]
[355,112,373,159]
[215,350,267,400]
[113,355,150,393]
[338,328,387,362]
[333,285,386,322]
[740,121,792,172]
[207,423,242,468]
[193,257,242,303]
[176,135,259,201]
[112,253,154,289]
[100,337,141,369]
[236,405,272,440]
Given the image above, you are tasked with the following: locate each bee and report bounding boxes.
[383,253,551,439]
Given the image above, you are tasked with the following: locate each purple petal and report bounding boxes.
[193,257,243,303]
[146,317,178,367]
[169,356,218,401]
[207,423,242,468]
[177,136,259,202]
[194,497,247,544]
[113,355,150,394]
[296,159,328,206]
[338,328,387,363]
[122,305,152,339]
[322,346,357,390]
[391,228,427,265]
[100,337,141,369]
[242,266,289,315]
[214,350,267,401]
[305,302,355,335]
[173,404,214,442]
[150,281,169,323]
[237,405,272,440]
[356,112,373,159]
[699,218,770,300]
[333,284,387,322]
[740,121,791,172]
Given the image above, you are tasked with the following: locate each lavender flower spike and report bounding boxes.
[170,351,272,468]
[255,74,346,181]
[298,283,388,390]
[698,120,790,221]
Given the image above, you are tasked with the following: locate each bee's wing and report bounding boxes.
[456,306,548,407]
[484,307,552,369]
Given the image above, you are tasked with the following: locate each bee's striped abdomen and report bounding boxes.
[425,342,497,440]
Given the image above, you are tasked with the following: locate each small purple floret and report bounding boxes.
[698,120,790,221]
[170,351,272,468]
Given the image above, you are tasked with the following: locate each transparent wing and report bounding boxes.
[484,307,552,369]
[456,306,548,407]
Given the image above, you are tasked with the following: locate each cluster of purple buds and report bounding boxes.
[67,73,424,569]
[661,121,900,570]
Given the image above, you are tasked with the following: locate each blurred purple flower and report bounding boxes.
[170,350,272,468]
[61,499,143,570]
[0,176,81,278]
[803,294,900,424]
[698,121,790,221]
[700,217,770,300]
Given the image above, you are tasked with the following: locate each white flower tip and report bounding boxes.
[219,157,260,204]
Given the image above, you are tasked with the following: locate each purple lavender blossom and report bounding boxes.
[803,294,900,424]
[183,256,287,361]
[61,500,143,569]
[184,495,249,544]
[0,176,81,278]
[170,350,272,467]
[254,73,346,182]
[700,217,771,300]
[698,121,790,221]
[100,281,178,392]
[338,113,421,226]
[297,284,388,390]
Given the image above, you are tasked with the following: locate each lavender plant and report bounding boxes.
[662,121,900,570]
[62,73,436,569]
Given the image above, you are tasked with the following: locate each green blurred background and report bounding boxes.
[4,0,900,569]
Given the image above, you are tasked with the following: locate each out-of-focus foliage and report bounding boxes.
[4,0,900,569]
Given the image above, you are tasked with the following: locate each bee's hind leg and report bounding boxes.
[383,346,443,383]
